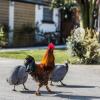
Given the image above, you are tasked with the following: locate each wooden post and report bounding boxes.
[8,1,14,47]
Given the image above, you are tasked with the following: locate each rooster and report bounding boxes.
[25,43,55,95]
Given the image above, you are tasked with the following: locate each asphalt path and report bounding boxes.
[0,58,100,100]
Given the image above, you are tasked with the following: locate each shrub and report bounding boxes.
[66,27,100,64]
[0,24,8,47]
[18,24,35,34]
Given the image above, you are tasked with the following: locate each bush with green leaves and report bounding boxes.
[66,27,100,64]
[0,25,8,47]
[18,24,35,34]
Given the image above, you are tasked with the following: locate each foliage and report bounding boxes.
[51,0,76,8]
[66,27,100,64]
[18,24,35,34]
[51,0,98,28]
[76,0,97,28]
[0,24,8,47]
[51,0,79,20]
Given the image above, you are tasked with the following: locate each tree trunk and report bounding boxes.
[77,0,96,28]
[98,3,100,32]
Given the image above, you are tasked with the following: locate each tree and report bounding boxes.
[51,0,97,28]
[76,0,97,28]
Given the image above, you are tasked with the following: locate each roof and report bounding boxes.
[11,0,51,6]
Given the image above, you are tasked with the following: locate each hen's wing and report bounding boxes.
[7,66,21,85]
[17,66,28,84]
[7,65,28,85]
[50,64,68,82]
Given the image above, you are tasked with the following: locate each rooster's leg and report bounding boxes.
[35,84,42,96]
[50,81,54,86]
[23,84,28,90]
[46,85,52,93]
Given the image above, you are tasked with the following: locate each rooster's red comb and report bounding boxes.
[48,43,55,49]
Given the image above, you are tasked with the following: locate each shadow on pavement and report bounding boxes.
[20,90,35,94]
[56,84,96,88]
[20,89,100,100]
[20,90,62,94]
[54,94,100,100]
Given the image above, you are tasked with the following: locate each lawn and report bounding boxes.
[0,49,66,63]
[0,49,78,63]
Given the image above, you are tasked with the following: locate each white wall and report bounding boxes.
[8,1,14,46]
[35,5,59,33]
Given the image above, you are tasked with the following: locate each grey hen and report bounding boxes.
[7,65,28,91]
[50,63,68,86]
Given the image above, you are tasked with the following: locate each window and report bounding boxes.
[43,7,53,23]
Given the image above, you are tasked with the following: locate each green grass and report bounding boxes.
[0,49,66,63]
[0,49,78,63]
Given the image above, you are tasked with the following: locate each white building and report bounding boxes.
[0,0,60,47]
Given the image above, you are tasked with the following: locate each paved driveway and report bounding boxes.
[0,58,100,100]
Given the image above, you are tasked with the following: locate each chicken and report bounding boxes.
[25,43,55,96]
[7,65,28,91]
[50,63,69,86]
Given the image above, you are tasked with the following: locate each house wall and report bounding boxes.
[0,0,60,47]
[13,2,36,47]
[14,2,35,30]
[35,5,59,33]
[0,0,9,24]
